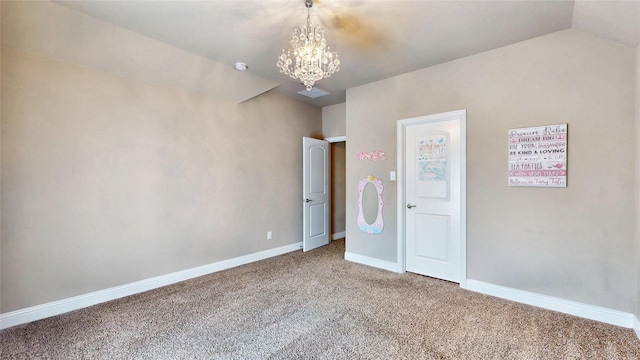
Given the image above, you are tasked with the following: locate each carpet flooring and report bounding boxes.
[1,239,639,359]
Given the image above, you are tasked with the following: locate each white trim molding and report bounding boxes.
[466,279,637,330]
[331,231,346,240]
[0,242,303,330]
[324,136,346,143]
[344,252,400,273]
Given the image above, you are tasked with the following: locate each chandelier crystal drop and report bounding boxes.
[277,0,340,91]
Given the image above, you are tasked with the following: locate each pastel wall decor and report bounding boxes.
[508,124,567,187]
[357,151,386,161]
[357,175,384,234]
[417,132,449,199]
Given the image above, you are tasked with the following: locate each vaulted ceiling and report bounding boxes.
[38,1,640,107]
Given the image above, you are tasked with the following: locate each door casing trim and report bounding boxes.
[396,109,467,288]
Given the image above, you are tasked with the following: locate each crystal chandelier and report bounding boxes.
[277,0,340,91]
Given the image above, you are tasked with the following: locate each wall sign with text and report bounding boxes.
[508,124,567,187]
[357,151,386,161]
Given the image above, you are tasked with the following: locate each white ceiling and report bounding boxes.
[52,0,639,107]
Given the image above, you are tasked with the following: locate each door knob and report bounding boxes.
[407,204,417,209]
[305,198,313,203]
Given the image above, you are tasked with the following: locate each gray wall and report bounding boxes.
[322,103,346,139]
[322,103,346,238]
[636,44,640,320]
[346,29,637,313]
[0,47,321,312]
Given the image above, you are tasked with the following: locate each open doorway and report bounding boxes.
[330,141,346,241]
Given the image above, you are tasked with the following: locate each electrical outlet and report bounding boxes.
[267,231,272,240]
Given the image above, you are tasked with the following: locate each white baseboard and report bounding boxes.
[633,315,640,339]
[344,251,400,273]
[331,231,345,240]
[466,279,636,330]
[0,242,303,330]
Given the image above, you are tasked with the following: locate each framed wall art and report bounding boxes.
[508,124,567,187]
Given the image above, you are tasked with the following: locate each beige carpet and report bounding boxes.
[1,239,639,359]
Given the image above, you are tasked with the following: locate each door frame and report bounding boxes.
[325,136,346,143]
[324,136,346,241]
[396,109,467,288]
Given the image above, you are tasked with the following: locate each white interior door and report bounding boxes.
[303,137,329,252]
[402,110,465,283]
